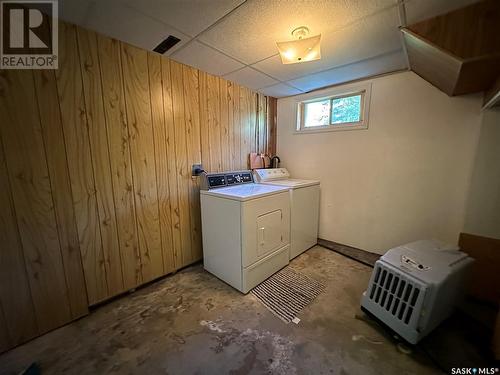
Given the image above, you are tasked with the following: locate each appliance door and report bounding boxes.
[241,192,290,267]
[257,210,283,256]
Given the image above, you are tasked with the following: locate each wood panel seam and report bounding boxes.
[146,53,167,274]
[95,34,127,290]
[0,133,40,340]
[116,40,144,287]
[75,27,110,297]
[31,70,74,317]
[0,20,277,352]
[51,68,91,309]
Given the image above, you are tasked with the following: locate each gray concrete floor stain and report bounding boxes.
[0,246,442,374]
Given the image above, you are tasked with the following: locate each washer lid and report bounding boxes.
[200,183,289,201]
[260,179,320,188]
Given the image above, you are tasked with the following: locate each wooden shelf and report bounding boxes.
[402,28,500,97]
[402,0,500,98]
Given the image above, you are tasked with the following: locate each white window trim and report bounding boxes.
[294,82,372,134]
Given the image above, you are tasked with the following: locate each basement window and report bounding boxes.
[296,83,371,133]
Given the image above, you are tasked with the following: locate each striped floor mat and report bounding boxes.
[251,267,326,323]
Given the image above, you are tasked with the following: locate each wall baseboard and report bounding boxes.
[317,238,380,267]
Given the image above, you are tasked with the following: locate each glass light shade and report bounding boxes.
[276,34,321,64]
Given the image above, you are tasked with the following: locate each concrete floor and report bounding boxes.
[0,246,443,375]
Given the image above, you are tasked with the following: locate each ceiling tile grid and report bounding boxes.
[173,40,245,76]
[258,83,304,97]
[251,6,402,82]
[198,0,398,65]
[223,67,280,90]
[123,0,246,37]
[287,49,407,92]
[57,0,483,97]
[59,0,191,54]
[59,0,94,26]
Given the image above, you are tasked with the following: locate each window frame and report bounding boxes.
[295,83,371,134]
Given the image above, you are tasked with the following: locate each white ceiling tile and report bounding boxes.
[123,0,245,37]
[199,0,397,64]
[405,0,481,24]
[258,83,303,98]
[253,54,318,82]
[57,0,411,88]
[288,49,407,92]
[171,41,244,76]
[59,0,190,54]
[321,8,402,67]
[252,7,402,82]
[224,67,280,90]
[58,0,93,26]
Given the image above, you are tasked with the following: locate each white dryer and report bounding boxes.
[200,171,290,293]
[254,168,320,260]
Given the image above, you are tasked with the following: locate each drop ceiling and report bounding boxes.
[58,0,481,97]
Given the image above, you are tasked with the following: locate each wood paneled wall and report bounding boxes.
[0,21,276,353]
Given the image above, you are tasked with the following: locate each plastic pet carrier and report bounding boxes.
[361,240,473,344]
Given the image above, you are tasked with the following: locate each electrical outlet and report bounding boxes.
[191,163,203,177]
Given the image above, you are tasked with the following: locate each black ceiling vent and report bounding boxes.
[153,35,181,54]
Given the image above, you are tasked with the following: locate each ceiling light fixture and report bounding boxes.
[276,26,321,65]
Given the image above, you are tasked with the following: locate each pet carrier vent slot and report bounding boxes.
[381,290,388,306]
[386,273,393,287]
[374,267,381,283]
[411,289,419,306]
[386,294,394,311]
[368,266,421,326]
[397,280,406,297]
[404,284,413,302]
[380,270,387,285]
[392,299,400,314]
[391,276,399,293]
[370,285,376,299]
[398,303,407,319]
[405,307,414,324]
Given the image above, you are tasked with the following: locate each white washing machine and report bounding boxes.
[254,168,320,260]
[200,171,291,293]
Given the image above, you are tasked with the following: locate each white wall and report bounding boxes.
[277,71,483,254]
[464,108,500,240]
